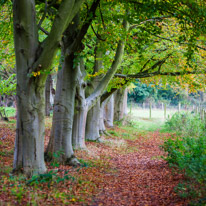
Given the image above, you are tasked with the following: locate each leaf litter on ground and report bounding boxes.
[0,120,189,205]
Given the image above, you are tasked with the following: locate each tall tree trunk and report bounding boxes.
[48,0,101,153]
[45,14,84,165]
[13,79,47,176]
[99,99,107,135]
[72,60,87,149]
[45,53,79,165]
[114,87,128,122]
[86,99,101,140]
[85,41,103,141]
[72,105,88,150]
[123,88,128,116]
[12,0,47,176]
[104,95,114,128]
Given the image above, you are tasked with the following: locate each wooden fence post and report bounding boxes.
[149,102,152,119]
[164,103,167,119]
[178,102,181,113]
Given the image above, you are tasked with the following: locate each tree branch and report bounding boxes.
[129,15,170,31]
[154,34,206,51]
[115,70,206,79]
[99,2,106,30]
[39,26,49,35]
[140,55,155,72]
[32,0,85,73]
[87,19,129,110]
[91,24,106,41]
[38,0,48,28]
[66,0,101,56]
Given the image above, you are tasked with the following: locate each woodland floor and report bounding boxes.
[0,117,189,206]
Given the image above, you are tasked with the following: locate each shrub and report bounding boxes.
[162,136,206,184]
[162,112,206,201]
[163,112,205,137]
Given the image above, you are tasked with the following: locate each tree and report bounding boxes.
[46,0,101,164]
[12,0,84,176]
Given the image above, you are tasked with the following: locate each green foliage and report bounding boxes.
[78,159,95,168]
[128,82,153,103]
[108,130,119,137]
[128,82,192,105]
[163,112,205,137]
[11,186,24,203]
[0,107,16,117]
[162,136,206,183]
[0,72,16,96]
[49,150,64,168]
[162,135,206,199]
[162,112,206,200]
[26,170,75,187]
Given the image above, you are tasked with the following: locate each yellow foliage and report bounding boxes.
[32,71,41,77]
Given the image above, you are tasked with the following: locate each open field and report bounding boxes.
[129,107,180,120]
[125,107,180,132]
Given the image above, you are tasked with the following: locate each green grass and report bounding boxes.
[124,117,164,132]
[127,107,192,132]
[129,108,179,120]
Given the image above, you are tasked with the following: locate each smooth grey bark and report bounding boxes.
[85,44,103,141]
[104,94,114,128]
[48,0,101,152]
[99,99,107,135]
[123,88,128,116]
[45,75,52,116]
[114,87,128,122]
[46,15,80,165]
[73,19,129,149]
[72,61,87,149]
[13,0,84,175]
[13,0,46,176]
[72,106,88,149]
[86,98,101,140]
[46,53,79,165]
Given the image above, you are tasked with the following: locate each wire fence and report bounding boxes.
[128,102,206,121]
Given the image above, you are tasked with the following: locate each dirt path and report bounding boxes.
[0,124,189,205]
[91,131,188,206]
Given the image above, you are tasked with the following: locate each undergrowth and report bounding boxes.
[162,112,206,204]
[162,112,206,137]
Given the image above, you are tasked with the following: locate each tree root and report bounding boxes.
[103,130,113,137]
[65,155,81,167]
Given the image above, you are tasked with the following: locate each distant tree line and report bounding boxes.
[128,82,205,106]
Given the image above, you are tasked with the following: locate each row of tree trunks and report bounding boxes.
[78,86,128,145]
[72,19,129,149]
[85,42,103,141]
[12,0,128,175]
